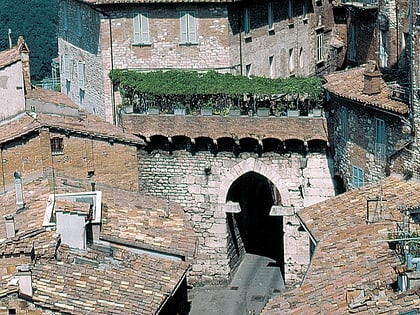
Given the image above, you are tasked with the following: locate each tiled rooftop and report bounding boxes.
[263,176,420,314]
[0,47,20,69]
[99,185,197,258]
[323,67,409,115]
[0,97,144,146]
[122,115,329,142]
[32,248,189,315]
[0,176,194,314]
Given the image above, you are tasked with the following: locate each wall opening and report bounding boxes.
[226,171,284,277]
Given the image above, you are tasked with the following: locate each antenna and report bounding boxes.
[8,29,12,49]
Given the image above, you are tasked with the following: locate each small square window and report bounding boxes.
[51,137,64,155]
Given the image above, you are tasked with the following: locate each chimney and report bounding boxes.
[5,215,15,239]
[16,36,31,94]
[14,171,24,211]
[363,60,382,95]
[16,265,32,298]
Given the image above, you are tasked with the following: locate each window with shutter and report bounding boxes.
[375,118,386,159]
[244,8,250,34]
[78,61,85,91]
[63,55,70,81]
[268,2,274,30]
[133,12,150,45]
[352,166,364,188]
[180,11,197,44]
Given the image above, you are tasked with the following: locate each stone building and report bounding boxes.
[323,61,412,189]
[58,0,342,123]
[0,37,31,121]
[122,113,337,285]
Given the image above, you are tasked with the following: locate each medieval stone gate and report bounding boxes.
[138,148,336,285]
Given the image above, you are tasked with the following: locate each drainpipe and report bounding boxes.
[408,0,416,135]
[238,7,243,75]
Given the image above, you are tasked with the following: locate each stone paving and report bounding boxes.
[189,253,285,315]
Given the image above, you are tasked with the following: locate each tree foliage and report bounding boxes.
[0,0,58,82]
[109,69,323,99]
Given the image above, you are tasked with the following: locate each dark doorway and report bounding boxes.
[226,172,284,277]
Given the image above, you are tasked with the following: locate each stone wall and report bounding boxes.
[138,148,336,285]
[58,0,105,120]
[329,101,408,188]
[0,129,139,192]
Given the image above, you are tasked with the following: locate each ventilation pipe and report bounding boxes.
[5,215,15,239]
[16,265,32,298]
[14,171,24,211]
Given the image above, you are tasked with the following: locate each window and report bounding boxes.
[246,64,252,78]
[268,2,274,30]
[63,54,71,95]
[316,31,324,63]
[63,55,70,81]
[299,47,304,68]
[133,12,150,44]
[244,8,250,35]
[77,6,82,36]
[288,0,294,19]
[51,137,64,155]
[269,56,274,78]
[379,30,388,67]
[375,118,386,159]
[180,11,197,44]
[352,166,364,188]
[78,61,85,91]
[289,48,295,73]
[303,0,308,19]
[341,107,348,140]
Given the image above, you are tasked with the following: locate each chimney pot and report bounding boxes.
[363,60,382,95]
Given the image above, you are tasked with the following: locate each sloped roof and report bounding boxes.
[0,176,193,314]
[0,47,20,69]
[323,67,408,115]
[263,176,420,314]
[0,111,144,147]
[100,185,197,258]
[31,248,189,315]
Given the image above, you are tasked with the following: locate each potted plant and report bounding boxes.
[148,105,160,115]
[257,107,270,117]
[174,103,186,116]
[201,101,214,116]
[229,105,241,116]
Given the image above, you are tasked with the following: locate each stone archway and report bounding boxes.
[217,157,291,206]
[217,158,290,278]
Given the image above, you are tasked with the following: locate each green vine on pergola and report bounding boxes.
[109,69,324,115]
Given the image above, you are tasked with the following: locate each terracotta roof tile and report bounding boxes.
[122,115,329,142]
[263,176,420,314]
[99,186,197,258]
[323,67,408,115]
[0,48,20,69]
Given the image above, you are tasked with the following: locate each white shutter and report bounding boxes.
[188,12,197,43]
[78,61,85,90]
[141,13,150,43]
[180,11,188,43]
[133,13,141,43]
[63,55,70,80]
